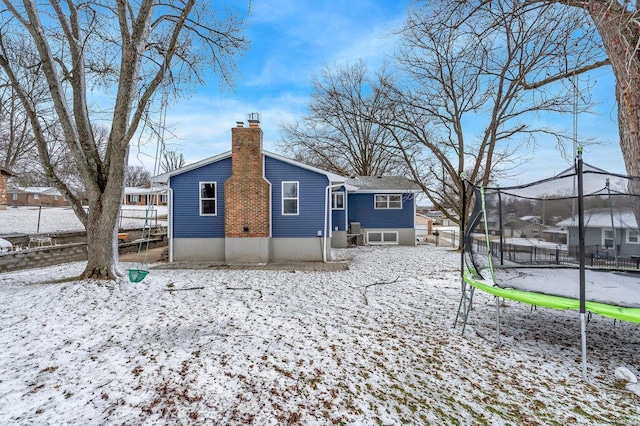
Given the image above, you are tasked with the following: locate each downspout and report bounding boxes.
[413,192,417,245]
[323,183,344,262]
[168,186,174,263]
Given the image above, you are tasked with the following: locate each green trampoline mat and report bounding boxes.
[463,271,640,324]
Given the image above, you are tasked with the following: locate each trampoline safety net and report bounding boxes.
[462,161,640,319]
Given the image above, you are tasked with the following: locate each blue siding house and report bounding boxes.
[153,117,421,263]
[342,176,420,247]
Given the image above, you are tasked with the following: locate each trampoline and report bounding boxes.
[456,150,640,379]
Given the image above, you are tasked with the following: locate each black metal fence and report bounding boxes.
[0,206,168,237]
[471,238,640,270]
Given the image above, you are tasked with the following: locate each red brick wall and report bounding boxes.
[7,193,69,207]
[0,175,7,207]
[224,121,270,237]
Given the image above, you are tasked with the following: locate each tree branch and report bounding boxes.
[521,59,611,89]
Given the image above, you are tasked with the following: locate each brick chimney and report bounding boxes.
[0,167,17,210]
[224,114,270,238]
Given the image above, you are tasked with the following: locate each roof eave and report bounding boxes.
[152,151,233,184]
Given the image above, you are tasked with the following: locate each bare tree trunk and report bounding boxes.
[588,3,640,226]
[84,198,121,279]
[82,158,127,279]
[1,0,248,281]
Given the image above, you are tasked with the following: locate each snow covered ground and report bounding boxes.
[0,245,638,424]
[0,206,167,237]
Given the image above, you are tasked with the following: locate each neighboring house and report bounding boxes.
[0,167,18,210]
[7,186,70,207]
[418,210,458,226]
[556,208,640,257]
[504,217,547,239]
[415,213,434,240]
[123,186,168,206]
[520,215,542,224]
[540,226,567,245]
[153,117,421,263]
[486,216,547,238]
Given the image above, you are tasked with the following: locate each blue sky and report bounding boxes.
[130,0,626,184]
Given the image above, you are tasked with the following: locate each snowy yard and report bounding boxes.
[0,206,168,237]
[0,245,638,424]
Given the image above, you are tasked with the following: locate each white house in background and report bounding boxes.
[520,215,542,224]
[556,208,640,257]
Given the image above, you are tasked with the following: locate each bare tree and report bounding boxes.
[161,150,185,173]
[0,0,248,279]
[384,0,603,225]
[125,166,151,187]
[521,0,640,178]
[277,61,411,177]
[449,0,640,224]
[0,80,37,171]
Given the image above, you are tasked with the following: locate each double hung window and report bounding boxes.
[282,181,299,215]
[332,192,344,210]
[200,182,217,215]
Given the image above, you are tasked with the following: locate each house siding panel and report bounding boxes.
[331,209,347,231]
[266,156,329,237]
[348,193,415,228]
[170,157,231,238]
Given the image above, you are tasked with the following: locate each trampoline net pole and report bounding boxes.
[577,148,588,381]
[581,313,588,381]
[480,187,496,283]
[495,296,501,348]
[455,178,467,329]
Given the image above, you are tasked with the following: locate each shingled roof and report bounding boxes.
[345,176,422,192]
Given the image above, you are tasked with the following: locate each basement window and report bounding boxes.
[282,181,299,215]
[200,182,217,215]
[367,231,398,245]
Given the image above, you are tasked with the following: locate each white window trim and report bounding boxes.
[33,193,40,200]
[129,194,141,203]
[374,194,402,209]
[602,228,615,247]
[626,229,640,245]
[199,181,217,216]
[366,231,399,245]
[332,192,345,210]
[282,181,299,216]
[11,193,18,201]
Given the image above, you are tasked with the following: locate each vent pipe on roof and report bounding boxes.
[247,112,260,128]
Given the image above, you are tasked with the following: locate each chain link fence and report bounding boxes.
[0,206,168,237]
